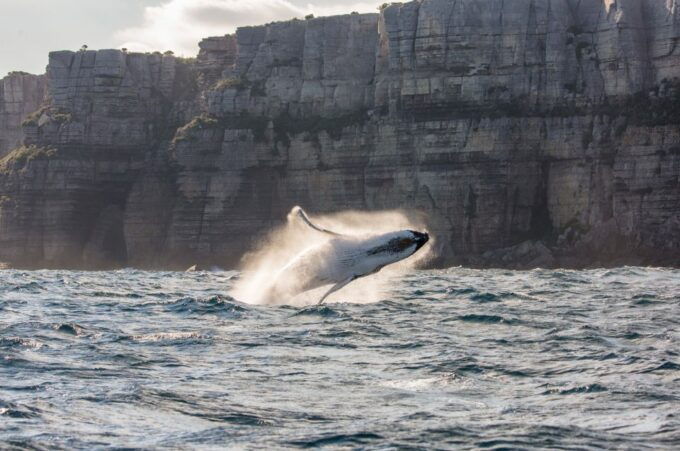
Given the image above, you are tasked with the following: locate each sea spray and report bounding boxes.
[230,206,435,305]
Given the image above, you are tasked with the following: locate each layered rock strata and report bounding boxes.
[0,72,46,158]
[1,0,679,269]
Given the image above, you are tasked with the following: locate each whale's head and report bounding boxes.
[365,229,429,266]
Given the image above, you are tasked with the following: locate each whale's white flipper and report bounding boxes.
[293,206,343,236]
[318,275,357,304]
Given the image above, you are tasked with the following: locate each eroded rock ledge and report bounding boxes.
[1,0,679,270]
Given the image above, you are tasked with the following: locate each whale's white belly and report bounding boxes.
[274,239,364,292]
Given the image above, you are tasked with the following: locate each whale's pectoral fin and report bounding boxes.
[294,206,343,237]
[317,276,357,304]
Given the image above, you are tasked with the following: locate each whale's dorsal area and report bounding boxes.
[292,206,343,237]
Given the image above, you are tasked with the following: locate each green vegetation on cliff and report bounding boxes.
[0,145,57,173]
[173,114,221,142]
[21,107,72,127]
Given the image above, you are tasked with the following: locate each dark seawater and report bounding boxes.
[1,267,679,449]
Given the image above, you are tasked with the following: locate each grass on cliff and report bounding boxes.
[0,145,58,173]
[172,109,368,146]
[209,77,267,97]
[173,113,270,144]
[21,107,72,127]
[211,77,248,91]
[21,107,49,127]
[173,114,221,142]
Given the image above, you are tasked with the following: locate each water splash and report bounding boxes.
[230,206,435,306]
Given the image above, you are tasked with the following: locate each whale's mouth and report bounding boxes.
[413,231,429,252]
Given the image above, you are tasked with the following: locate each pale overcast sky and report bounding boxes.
[0,0,381,77]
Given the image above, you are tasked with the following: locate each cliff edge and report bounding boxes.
[1,0,679,269]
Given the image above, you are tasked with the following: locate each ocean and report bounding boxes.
[1,267,678,449]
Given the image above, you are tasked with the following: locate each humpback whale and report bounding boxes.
[266,207,429,304]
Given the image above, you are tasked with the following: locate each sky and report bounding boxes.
[0,0,381,77]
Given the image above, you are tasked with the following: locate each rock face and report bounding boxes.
[0,72,46,158]
[0,51,196,268]
[1,0,679,269]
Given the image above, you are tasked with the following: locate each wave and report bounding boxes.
[126,332,208,343]
[165,295,248,316]
[0,267,678,449]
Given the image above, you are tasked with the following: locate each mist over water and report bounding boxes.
[231,207,435,306]
[1,266,679,449]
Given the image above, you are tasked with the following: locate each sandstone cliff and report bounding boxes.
[1,0,679,269]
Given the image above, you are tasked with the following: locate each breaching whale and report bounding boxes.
[265,207,429,304]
